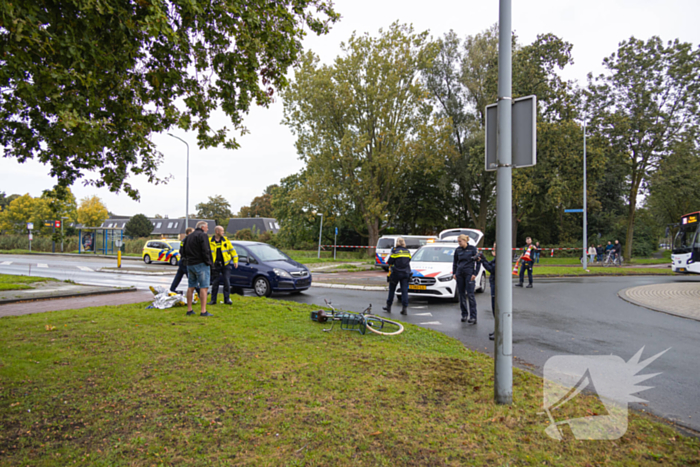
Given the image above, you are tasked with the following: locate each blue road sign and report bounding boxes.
[564,209,584,213]
[335,227,338,235]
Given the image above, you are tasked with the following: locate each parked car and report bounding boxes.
[225,241,312,297]
[397,228,486,301]
[142,239,180,265]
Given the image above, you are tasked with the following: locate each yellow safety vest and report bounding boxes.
[209,236,238,266]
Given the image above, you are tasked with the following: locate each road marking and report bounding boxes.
[413,312,433,316]
[38,263,49,268]
[78,266,93,272]
[411,305,428,309]
[1,261,12,266]
[419,321,442,325]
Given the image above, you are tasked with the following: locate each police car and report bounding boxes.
[397,228,486,301]
[142,239,181,265]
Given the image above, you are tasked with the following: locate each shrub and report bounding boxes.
[125,214,153,238]
[234,228,254,241]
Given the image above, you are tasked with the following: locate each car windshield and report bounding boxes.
[246,244,290,262]
[411,247,455,263]
[168,241,180,250]
[441,230,480,243]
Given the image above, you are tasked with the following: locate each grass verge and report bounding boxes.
[0,274,56,291]
[532,267,675,276]
[1,297,698,465]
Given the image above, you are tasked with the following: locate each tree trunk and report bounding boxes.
[624,201,636,261]
[368,218,380,259]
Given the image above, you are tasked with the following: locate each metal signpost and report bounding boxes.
[582,120,588,270]
[334,227,338,260]
[484,0,538,405]
[27,222,33,251]
[168,133,190,230]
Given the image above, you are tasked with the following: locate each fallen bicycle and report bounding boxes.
[310,300,404,336]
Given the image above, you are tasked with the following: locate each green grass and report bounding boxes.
[285,249,374,265]
[0,274,56,291]
[532,266,675,276]
[0,297,698,466]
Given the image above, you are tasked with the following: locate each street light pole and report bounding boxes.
[494,0,513,405]
[168,133,190,230]
[317,213,324,259]
[582,120,588,270]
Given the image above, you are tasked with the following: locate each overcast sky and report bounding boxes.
[2,0,699,218]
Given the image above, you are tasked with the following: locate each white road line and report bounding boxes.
[413,312,433,316]
[78,266,93,272]
[419,321,442,325]
[411,305,428,309]
[37,263,49,268]
[1,261,12,266]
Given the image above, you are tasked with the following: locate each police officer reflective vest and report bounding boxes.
[209,236,238,266]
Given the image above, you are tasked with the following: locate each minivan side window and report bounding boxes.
[404,238,427,249]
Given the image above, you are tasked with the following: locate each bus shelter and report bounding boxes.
[78,227,124,255]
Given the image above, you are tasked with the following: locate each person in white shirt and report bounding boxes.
[588,245,596,263]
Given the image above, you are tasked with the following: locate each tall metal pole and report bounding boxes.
[168,134,190,230]
[495,0,513,405]
[317,213,323,259]
[582,120,588,269]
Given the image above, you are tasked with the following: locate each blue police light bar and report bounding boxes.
[564,209,584,213]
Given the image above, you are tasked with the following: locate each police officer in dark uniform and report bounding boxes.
[479,243,497,340]
[382,237,412,315]
[453,234,481,324]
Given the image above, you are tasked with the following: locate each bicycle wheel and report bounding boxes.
[364,315,404,336]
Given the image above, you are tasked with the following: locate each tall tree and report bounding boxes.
[587,36,700,258]
[196,195,232,227]
[77,195,109,227]
[0,0,338,199]
[0,194,42,234]
[125,214,154,238]
[283,23,453,252]
[238,185,278,218]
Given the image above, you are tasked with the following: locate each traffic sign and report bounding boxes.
[44,221,54,227]
[55,220,61,229]
[26,222,33,230]
[485,95,537,171]
[564,209,584,213]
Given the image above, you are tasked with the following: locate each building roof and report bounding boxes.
[99,217,215,236]
[226,218,280,235]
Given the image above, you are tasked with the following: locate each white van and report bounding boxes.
[375,235,437,271]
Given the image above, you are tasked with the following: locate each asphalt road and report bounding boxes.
[2,253,699,433]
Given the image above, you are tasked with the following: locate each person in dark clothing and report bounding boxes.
[184,221,214,317]
[453,234,481,324]
[596,244,604,263]
[383,237,412,315]
[479,243,497,340]
[515,237,536,288]
[613,240,622,261]
[170,227,195,293]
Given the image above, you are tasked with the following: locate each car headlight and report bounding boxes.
[438,274,454,282]
[273,268,293,279]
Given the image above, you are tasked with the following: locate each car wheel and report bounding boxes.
[253,276,272,297]
[143,255,151,264]
[476,274,486,293]
[170,256,178,266]
[451,289,460,303]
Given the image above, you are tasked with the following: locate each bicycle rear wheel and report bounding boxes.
[364,315,404,336]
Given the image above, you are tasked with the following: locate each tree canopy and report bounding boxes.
[0,0,338,199]
[77,195,109,227]
[196,195,232,227]
[125,214,154,238]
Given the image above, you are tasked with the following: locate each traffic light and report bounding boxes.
[55,220,61,229]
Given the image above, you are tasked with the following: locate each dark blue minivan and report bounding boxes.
[227,241,312,297]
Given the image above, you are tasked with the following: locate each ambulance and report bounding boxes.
[375,235,437,271]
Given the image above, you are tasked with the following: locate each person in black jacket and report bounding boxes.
[170,227,195,293]
[382,238,412,315]
[184,221,214,317]
[453,234,481,324]
[479,243,497,340]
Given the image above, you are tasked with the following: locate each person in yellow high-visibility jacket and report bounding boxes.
[208,226,238,305]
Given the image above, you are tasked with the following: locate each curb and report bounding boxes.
[0,287,138,306]
[617,286,700,322]
[311,282,387,292]
[0,251,142,261]
[97,268,173,276]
